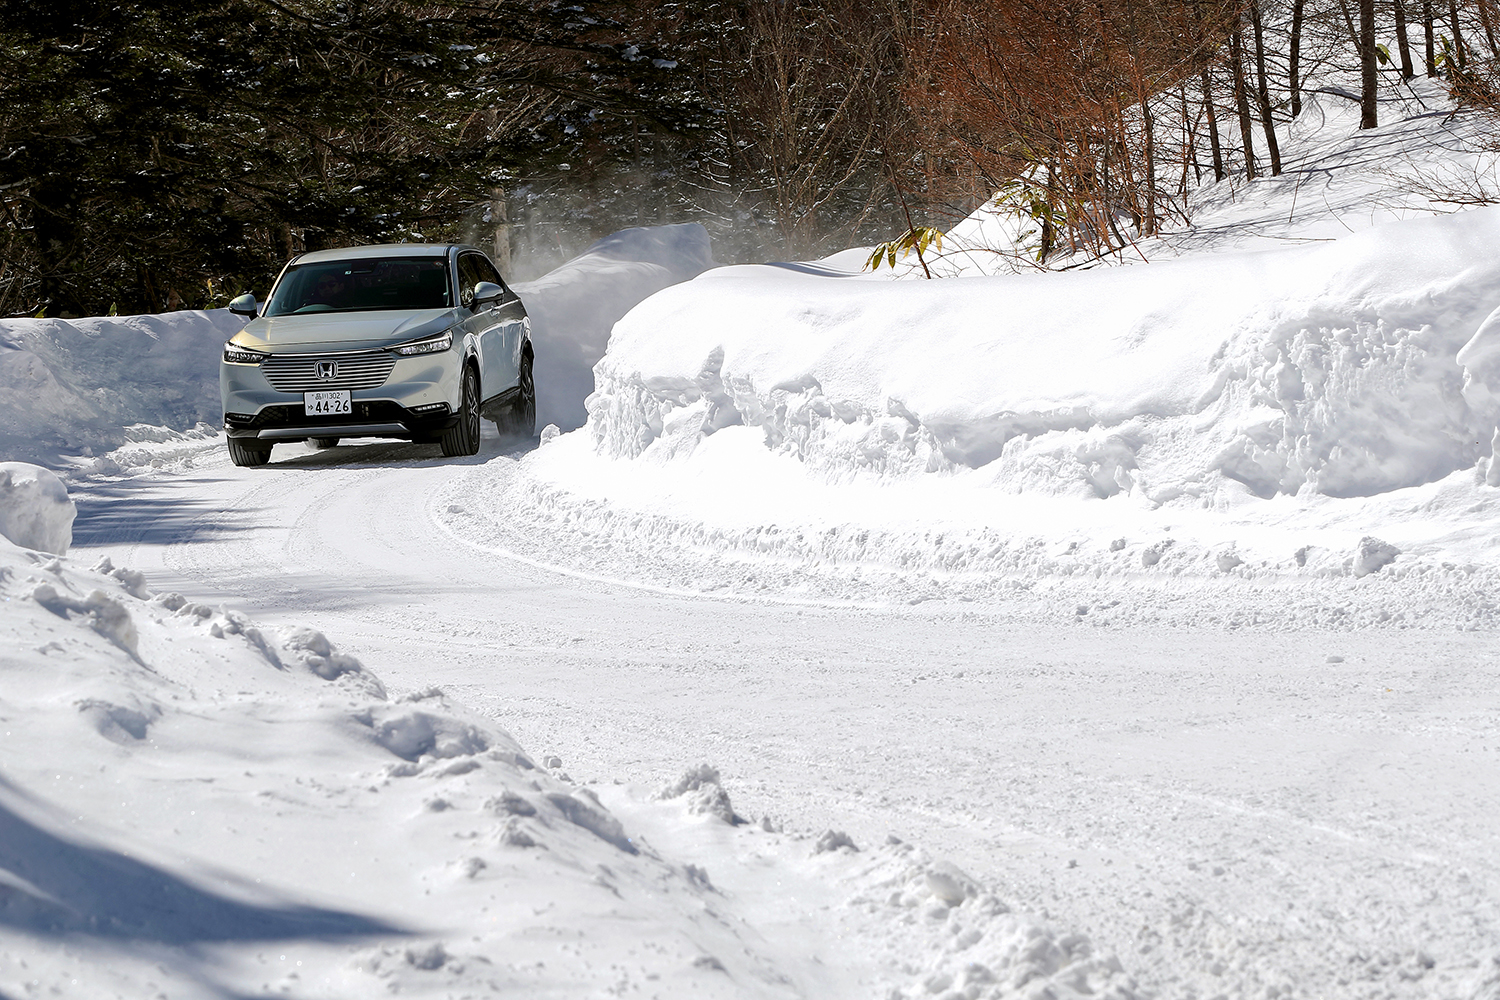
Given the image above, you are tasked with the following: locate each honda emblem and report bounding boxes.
[316,360,338,380]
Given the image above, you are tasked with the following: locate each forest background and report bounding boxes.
[2,0,1498,318]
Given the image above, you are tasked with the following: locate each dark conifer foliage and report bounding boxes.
[0,0,692,315]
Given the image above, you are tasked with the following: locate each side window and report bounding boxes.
[472,254,507,296]
[456,253,483,308]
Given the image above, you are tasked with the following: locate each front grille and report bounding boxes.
[263,350,396,392]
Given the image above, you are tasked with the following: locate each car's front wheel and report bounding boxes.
[227,438,273,467]
[440,366,481,457]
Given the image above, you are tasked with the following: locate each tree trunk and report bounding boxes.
[1394,0,1415,78]
[1201,65,1225,181]
[1230,25,1258,179]
[1182,84,1200,187]
[1359,0,1378,128]
[489,187,511,273]
[1449,0,1468,68]
[1142,95,1157,235]
[1290,0,1306,116]
[1424,0,1437,74]
[1040,160,1057,263]
[1249,0,1282,175]
[1477,0,1499,57]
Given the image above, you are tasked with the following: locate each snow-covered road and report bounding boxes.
[67,434,1500,1000]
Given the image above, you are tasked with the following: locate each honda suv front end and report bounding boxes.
[220,244,534,467]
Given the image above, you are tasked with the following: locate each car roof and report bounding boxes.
[293,244,469,265]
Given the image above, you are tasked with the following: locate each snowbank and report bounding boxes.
[0,463,74,554]
[0,309,243,466]
[589,206,1500,501]
[514,224,714,431]
[0,546,740,995]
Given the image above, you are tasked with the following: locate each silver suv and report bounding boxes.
[220,244,534,467]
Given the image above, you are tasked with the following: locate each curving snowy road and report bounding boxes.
[70,433,1500,1000]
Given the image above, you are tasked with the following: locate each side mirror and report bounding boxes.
[472,281,504,310]
[228,293,258,318]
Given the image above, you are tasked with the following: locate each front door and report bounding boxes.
[458,251,524,404]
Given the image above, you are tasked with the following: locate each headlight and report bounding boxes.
[391,331,453,356]
[223,342,267,365]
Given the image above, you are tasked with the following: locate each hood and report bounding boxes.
[231,309,459,353]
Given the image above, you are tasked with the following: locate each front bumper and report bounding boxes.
[222,400,458,441]
[221,349,462,442]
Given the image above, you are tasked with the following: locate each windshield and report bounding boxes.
[264,257,452,316]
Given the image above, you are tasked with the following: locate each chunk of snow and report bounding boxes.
[0,463,74,554]
[1353,536,1400,577]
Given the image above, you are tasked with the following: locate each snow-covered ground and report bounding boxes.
[4,75,1500,1000]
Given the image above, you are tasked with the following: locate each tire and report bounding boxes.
[495,351,536,439]
[440,365,481,457]
[227,437,273,467]
[308,436,339,449]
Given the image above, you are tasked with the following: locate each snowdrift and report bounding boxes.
[0,310,241,466]
[514,223,714,432]
[0,540,762,996]
[590,206,1500,502]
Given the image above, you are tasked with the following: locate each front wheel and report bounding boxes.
[440,366,481,457]
[227,437,273,467]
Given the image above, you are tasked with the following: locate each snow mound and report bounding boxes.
[0,310,243,466]
[514,223,715,432]
[657,764,743,825]
[849,844,1142,1000]
[590,207,1500,502]
[625,779,1146,1000]
[0,463,74,554]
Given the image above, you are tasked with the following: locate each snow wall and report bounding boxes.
[590,206,1500,500]
[0,310,242,466]
[514,223,714,432]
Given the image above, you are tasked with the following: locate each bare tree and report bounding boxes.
[1425,0,1437,74]
[1201,63,1227,179]
[1394,0,1416,77]
[1360,0,1379,127]
[1291,0,1308,113]
[1249,0,1283,173]
[1229,22,1259,177]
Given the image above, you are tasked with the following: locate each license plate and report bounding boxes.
[304,390,351,416]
